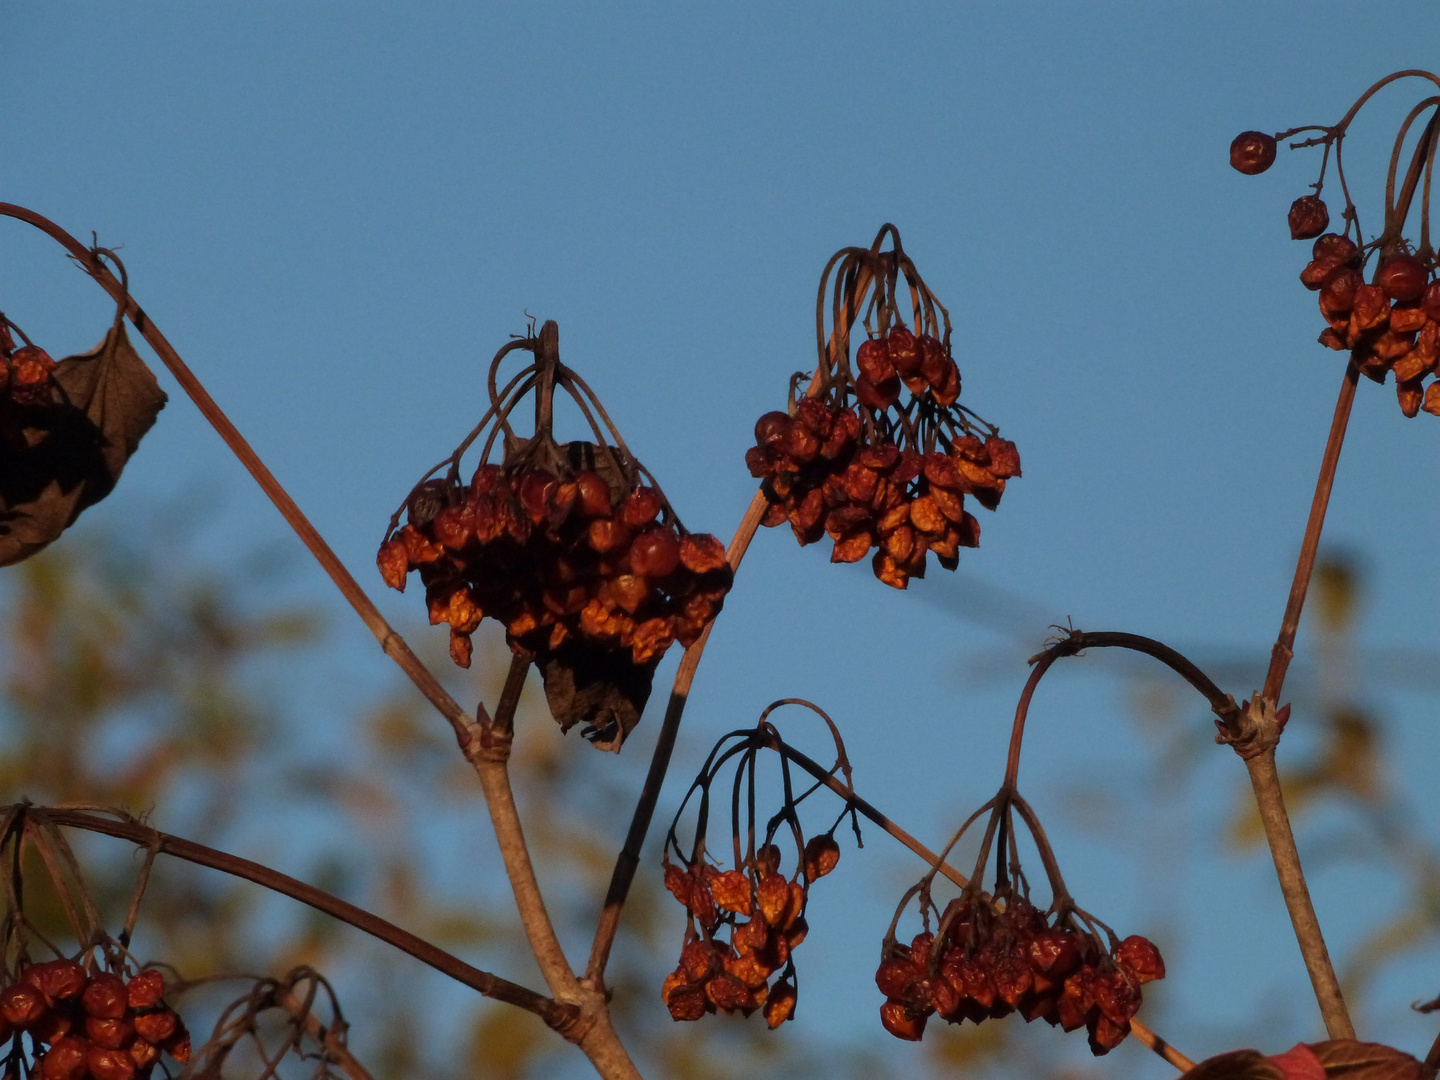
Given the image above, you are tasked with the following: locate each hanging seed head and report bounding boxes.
[378,320,734,751]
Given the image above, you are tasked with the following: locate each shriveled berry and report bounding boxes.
[1313,233,1359,262]
[0,983,48,1028]
[1288,195,1329,240]
[85,1015,134,1051]
[709,869,753,915]
[1114,935,1165,984]
[764,980,797,1028]
[879,999,928,1041]
[1320,266,1363,312]
[81,974,128,1019]
[133,1010,177,1043]
[1377,254,1428,302]
[86,1045,136,1080]
[25,959,89,1002]
[756,873,790,925]
[1230,130,1277,174]
[855,338,896,383]
[38,1036,89,1080]
[887,327,921,377]
[803,835,840,880]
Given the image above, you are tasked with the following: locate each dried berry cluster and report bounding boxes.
[748,228,1020,589]
[1302,235,1440,415]
[377,321,733,748]
[746,390,1020,589]
[875,894,1164,1056]
[0,960,190,1080]
[660,836,839,1030]
[379,465,733,670]
[1230,88,1440,417]
[0,317,57,411]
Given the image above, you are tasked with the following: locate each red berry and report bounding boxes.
[1287,195,1329,240]
[1312,233,1358,262]
[886,328,920,377]
[1319,266,1363,312]
[0,983,48,1028]
[629,528,681,577]
[753,411,792,451]
[574,471,613,518]
[1230,131,1277,174]
[1377,254,1428,302]
[81,974,127,1020]
[855,338,896,383]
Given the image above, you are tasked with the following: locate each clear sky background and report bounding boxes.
[2,4,1438,1076]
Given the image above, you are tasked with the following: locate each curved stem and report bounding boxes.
[33,808,577,1031]
[0,204,484,745]
[1261,361,1359,706]
[754,733,969,890]
[1004,630,1239,790]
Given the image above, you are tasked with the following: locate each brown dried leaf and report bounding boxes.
[1308,1040,1425,1080]
[1182,1049,1284,1080]
[534,637,659,752]
[0,321,166,566]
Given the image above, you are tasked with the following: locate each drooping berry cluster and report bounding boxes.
[875,892,1163,1056]
[660,701,856,1029]
[0,316,57,411]
[1229,74,1440,417]
[379,465,732,670]
[1302,235,1440,415]
[746,394,1020,589]
[748,226,1020,589]
[377,321,732,748]
[660,836,839,1030]
[0,960,190,1079]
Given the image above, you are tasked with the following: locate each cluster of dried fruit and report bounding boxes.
[1230,126,1440,416]
[379,464,732,670]
[749,230,1020,589]
[660,835,840,1029]
[378,321,733,749]
[0,317,56,411]
[1303,235,1440,415]
[875,893,1164,1056]
[0,960,190,1080]
[748,332,1019,593]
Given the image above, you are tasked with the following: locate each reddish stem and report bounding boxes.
[0,203,484,745]
[1261,362,1359,705]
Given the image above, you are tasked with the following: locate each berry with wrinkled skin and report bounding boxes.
[1288,195,1329,240]
[1230,130,1277,174]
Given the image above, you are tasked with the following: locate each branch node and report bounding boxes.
[1215,692,1289,760]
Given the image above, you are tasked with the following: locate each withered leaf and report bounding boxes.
[1309,1040,1425,1080]
[0,320,166,566]
[534,637,659,752]
[1182,1050,1284,1080]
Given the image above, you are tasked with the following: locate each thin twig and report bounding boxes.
[1261,359,1360,705]
[1129,1017,1195,1073]
[0,203,485,745]
[271,984,375,1080]
[34,807,577,1031]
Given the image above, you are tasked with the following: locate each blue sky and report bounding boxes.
[3,3,1438,1074]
